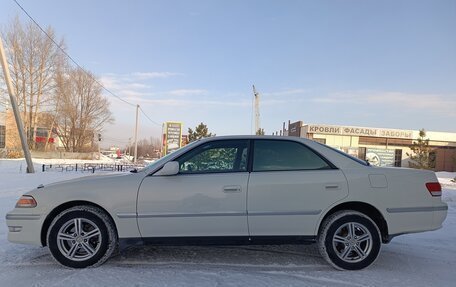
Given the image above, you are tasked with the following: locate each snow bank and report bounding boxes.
[437,172,456,202]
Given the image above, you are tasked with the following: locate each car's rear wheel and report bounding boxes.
[47,205,118,268]
[318,210,381,270]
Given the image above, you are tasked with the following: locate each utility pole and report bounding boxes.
[128,137,132,160]
[134,104,139,163]
[97,133,101,159]
[0,37,35,173]
[253,85,261,135]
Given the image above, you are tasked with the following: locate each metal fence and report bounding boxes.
[41,163,145,173]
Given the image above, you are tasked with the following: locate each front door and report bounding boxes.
[137,140,250,237]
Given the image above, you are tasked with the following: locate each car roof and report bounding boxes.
[198,135,308,142]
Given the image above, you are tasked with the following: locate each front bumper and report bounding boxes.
[6,213,44,246]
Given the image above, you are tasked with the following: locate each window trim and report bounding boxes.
[251,139,338,173]
[173,170,250,176]
[313,141,370,167]
[174,139,251,175]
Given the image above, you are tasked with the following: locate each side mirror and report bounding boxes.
[154,161,179,176]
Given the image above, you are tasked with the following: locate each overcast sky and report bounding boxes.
[1,0,455,147]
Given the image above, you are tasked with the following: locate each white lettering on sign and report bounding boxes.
[307,125,413,139]
[309,126,341,134]
[164,122,183,155]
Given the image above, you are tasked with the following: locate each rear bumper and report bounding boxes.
[6,213,44,246]
[385,203,448,237]
[433,204,448,230]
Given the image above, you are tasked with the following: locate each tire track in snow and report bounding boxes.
[109,260,329,270]
[262,271,370,287]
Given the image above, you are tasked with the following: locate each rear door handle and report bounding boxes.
[223,185,242,193]
[325,184,340,190]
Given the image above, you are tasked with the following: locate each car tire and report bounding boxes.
[46,205,118,268]
[317,210,381,270]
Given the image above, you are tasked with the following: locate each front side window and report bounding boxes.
[253,140,331,171]
[177,140,249,174]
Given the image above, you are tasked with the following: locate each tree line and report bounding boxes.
[0,17,112,153]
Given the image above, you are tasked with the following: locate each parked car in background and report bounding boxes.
[6,136,447,270]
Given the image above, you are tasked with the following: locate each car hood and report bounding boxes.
[26,171,146,197]
[42,173,128,188]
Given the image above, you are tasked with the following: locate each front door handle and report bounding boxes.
[223,185,242,193]
[325,184,340,190]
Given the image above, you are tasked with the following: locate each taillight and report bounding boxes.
[426,182,442,197]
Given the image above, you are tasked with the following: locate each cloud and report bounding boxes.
[100,72,220,109]
[129,88,312,108]
[100,71,184,103]
[100,76,314,107]
[128,97,251,108]
[168,89,208,96]
[131,72,182,80]
[100,75,149,91]
[314,91,456,116]
[100,71,182,89]
[126,83,149,89]
[263,89,310,97]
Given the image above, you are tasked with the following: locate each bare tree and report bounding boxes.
[134,137,161,158]
[55,67,113,152]
[1,17,114,153]
[2,16,64,149]
[43,49,68,151]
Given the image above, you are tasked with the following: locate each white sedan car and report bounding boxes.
[6,136,448,270]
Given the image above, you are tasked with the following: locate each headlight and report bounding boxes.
[15,195,37,208]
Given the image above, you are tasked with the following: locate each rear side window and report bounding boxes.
[253,140,332,171]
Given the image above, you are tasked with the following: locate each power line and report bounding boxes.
[12,0,165,131]
[139,106,161,127]
[12,0,135,107]
[103,135,130,141]
[104,140,130,145]
[102,136,131,144]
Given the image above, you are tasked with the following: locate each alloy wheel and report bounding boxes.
[56,218,102,261]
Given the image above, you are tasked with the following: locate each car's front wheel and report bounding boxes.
[318,210,381,270]
[47,205,118,268]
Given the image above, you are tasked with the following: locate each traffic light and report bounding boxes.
[98,133,102,141]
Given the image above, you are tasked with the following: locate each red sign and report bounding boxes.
[35,137,55,143]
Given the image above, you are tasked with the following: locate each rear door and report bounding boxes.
[247,139,348,236]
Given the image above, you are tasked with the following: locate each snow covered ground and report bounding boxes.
[1,159,455,286]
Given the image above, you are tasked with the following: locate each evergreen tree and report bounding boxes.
[188,122,215,142]
[406,129,434,169]
[256,128,265,135]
